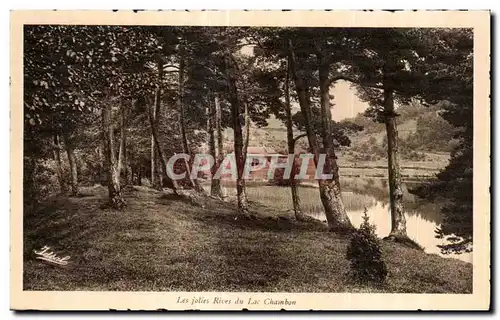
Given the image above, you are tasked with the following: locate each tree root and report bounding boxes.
[295,214,320,223]
[383,234,424,251]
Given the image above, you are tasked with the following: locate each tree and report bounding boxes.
[285,30,355,232]
[225,51,249,214]
[24,26,97,198]
[207,94,222,198]
[250,47,306,220]
[52,133,68,193]
[102,99,125,208]
[411,29,473,253]
[284,58,306,221]
[346,209,388,283]
[350,28,433,240]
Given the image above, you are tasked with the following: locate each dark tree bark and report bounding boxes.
[148,61,180,193]
[215,94,225,197]
[225,54,248,214]
[149,61,164,191]
[103,103,125,209]
[284,58,306,221]
[97,145,105,185]
[288,40,353,232]
[118,103,126,178]
[150,64,163,190]
[242,101,250,202]
[137,168,142,186]
[383,86,407,238]
[62,133,79,196]
[52,133,68,194]
[178,51,205,193]
[151,122,157,188]
[209,95,223,198]
[148,102,180,193]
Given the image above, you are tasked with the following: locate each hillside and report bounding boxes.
[217,103,454,179]
[24,186,472,293]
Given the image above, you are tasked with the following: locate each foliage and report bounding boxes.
[346,209,388,284]
[345,101,456,161]
[411,29,473,253]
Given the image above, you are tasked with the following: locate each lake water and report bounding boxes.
[213,178,472,263]
[304,179,472,263]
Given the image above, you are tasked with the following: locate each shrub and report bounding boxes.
[346,208,388,284]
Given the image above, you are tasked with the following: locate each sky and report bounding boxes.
[240,45,370,121]
[330,80,370,121]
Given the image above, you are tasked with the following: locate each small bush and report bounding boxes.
[346,208,388,284]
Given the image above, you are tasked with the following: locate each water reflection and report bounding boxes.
[306,178,472,263]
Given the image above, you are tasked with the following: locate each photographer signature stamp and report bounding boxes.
[33,246,71,266]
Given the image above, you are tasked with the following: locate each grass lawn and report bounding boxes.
[23,185,472,293]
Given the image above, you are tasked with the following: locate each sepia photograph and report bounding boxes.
[10,10,490,311]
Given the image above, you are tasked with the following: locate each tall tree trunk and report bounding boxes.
[242,101,250,200]
[52,133,67,194]
[178,52,205,193]
[62,133,79,196]
[149,64,180,194]
[285,58,305,221]
[209,95,223,198]
[151,126,157,188]
[215,94,225,197]
[97,145,105,185]
[123,136,129,184]
[288,40,353,232]
[103,103,125,209]
[118,104,126,176]
[383,87,407,238]
[153,71,166,191]
[148,101,180,194]
[317,55,353,232]
[225,54,248,214]
[150,61,164,190]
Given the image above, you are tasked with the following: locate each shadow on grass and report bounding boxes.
[194,210,328,233]
[212,233,293,290]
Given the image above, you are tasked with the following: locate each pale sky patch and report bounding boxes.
[330,80,370,121]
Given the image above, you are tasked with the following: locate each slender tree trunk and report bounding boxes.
[383,87,407,238]
[123,137,129,184]
[209,95,223,198]
[52,133,67,194]
[317,56,353,232]
[149,69,180,194]
[288,40,353,232]
[149,60,164,190]
[148,103,180,193]
[119,103,130,186]
[178,52,205,193]
[284,58,305,221]
[215,94,225,197]
[130,166,135,185]
[151,127,157,187]
[97,145,105,185]
[242,101,250,200]
[225,54,248,214]
[103,103,125,209]
[62,133,79,196]
[118,104,126,176]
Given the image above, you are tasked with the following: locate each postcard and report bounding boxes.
[10,9,490,311]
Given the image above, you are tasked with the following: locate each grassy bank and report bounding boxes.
[23,185,472,293]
